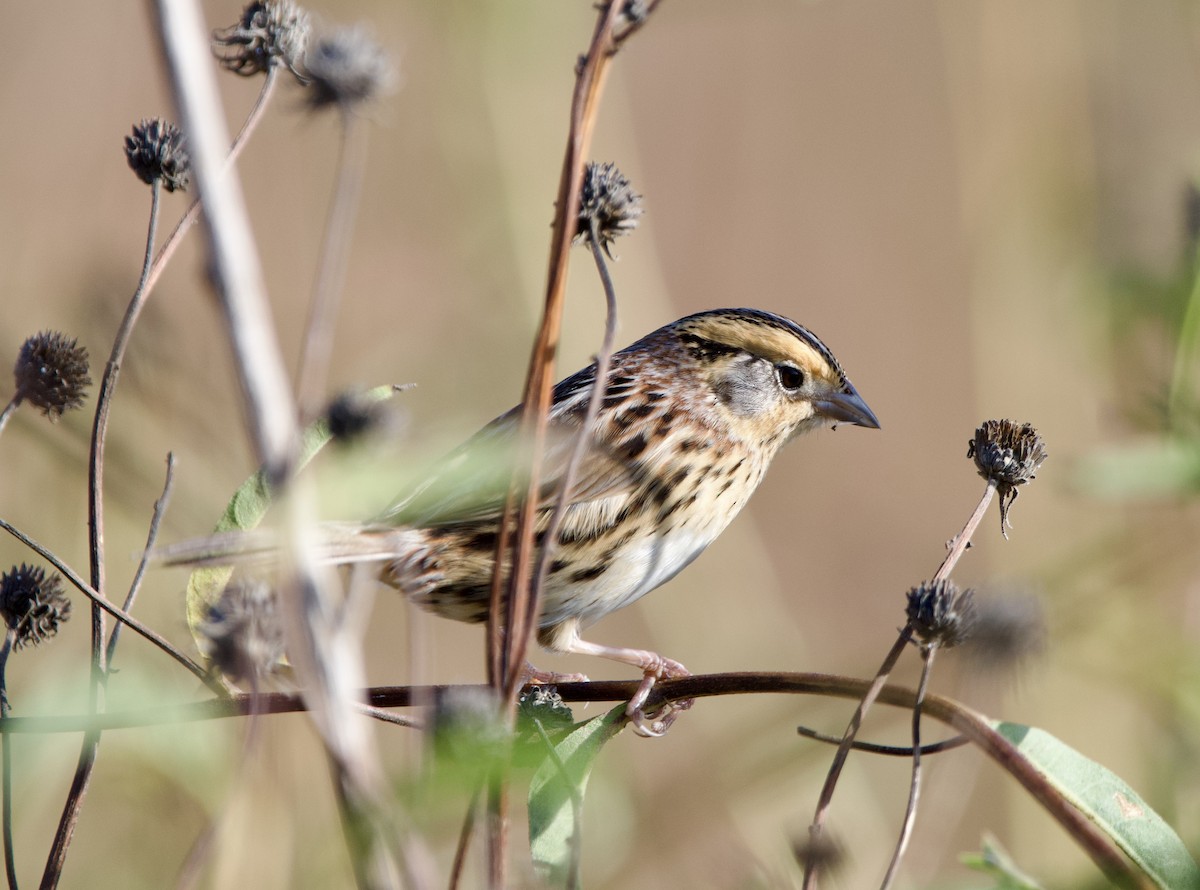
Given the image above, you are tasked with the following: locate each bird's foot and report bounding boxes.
[626,655,692,738]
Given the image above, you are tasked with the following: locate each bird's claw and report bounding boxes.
[625,655,691,737]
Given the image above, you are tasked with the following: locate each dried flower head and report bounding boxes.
[0,564,71,650]
[213,0,310,78]
[967,419,1047,536]
[575,161,643,259]
[960,590,1046,674]
[197,578,285,686]
[325,389,382,443]
[302,25,396,111]
[124,119,190,192]
[906,579,976,650]
[13,331,92,420]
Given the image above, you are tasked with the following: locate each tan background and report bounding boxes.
[0,1,1198,887]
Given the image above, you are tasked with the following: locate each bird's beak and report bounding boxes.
[814,383,880,429]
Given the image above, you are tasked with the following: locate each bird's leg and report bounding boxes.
[539,620,692,737]
[522,663,589,685]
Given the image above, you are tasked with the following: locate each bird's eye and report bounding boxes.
[775,363,805,392]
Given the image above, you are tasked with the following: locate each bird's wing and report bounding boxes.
[376,363,643,529]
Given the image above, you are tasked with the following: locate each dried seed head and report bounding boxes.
[13,332,92,420]
[0,564,71,650]
[302,25,396,111]
[196,578,285,686]
[213,0,310,79]
[906,579,976,650]
[517,685,575,736]
[325,389,382,443]
[967,419,1047,536]
[575,161,643,258]
[960,591,1046,674]
[124,119,190,192]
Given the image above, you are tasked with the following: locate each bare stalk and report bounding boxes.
[802,479,998,889]
[879,646,937,890]
[1,631,15,890]
[0,401,18,441]
[0,519,217,692]
[296,112,369,418]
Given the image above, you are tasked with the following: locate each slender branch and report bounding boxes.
[0,672,1155,888]
[106,453,175,667]
[0,400,18,441]
[796,725,967,756]
[141,67,281,316]
[803,478,1001,890]
[448,786,481,890]
[520,217,621,695]
[0,632,15,890]
[879,646,937,890]
[295,112,368,418]
[0,519,218,692]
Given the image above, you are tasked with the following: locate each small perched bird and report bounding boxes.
[371,307,878,729]
[177,308,878,732]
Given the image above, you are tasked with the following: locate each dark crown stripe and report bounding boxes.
[684,308,850,387]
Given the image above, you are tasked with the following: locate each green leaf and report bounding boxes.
[184,385,400,639]
[961,833,1045,889]
[994,722,1200,890]
[528,705,625,887]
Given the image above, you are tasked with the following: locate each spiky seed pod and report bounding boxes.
[0,564,71,650]
[302,26,396,111]
[212,0,310,78]
[124,119,190,192]
[967,419,1048,535]
[196,578,285,686]
[906,579,976,650]
[575,161,643,258]
[13,331,92,420]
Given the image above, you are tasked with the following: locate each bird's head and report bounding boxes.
[671,308,879,449]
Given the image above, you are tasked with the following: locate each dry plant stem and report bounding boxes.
[152,4,400,886]
[487,0,630,697]
[447,787,481,890]
[1,632,14,890]
[296,111,368,418]
[0,401,17,440]
[0,519,218,693]
[482,5,636,885]
[0,675,1146,888]
[796,724,967,756]
[39,180,164,889]
[141,67,280,304]
[105,453,175,666]
[803,479,999,890]
[879,646,937,890]
[525,216,621,663]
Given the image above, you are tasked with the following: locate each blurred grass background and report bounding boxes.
[1,1,1198,887]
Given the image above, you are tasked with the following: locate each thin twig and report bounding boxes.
[0,519,218,692]
[295,112,368,418]
[796,724,967,756]
[0,673,1153,889]
[803,479,999,890]
[447,786,481,890]
[141,67,281,311]
[879,646,937,890]
[483,4,643,884]
[523,217,622,688]
[0,401,18,441]
[106,453,175,667]
[0,632,14,890]
[41,179,164,889]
